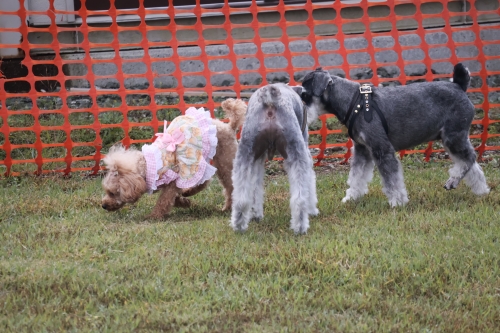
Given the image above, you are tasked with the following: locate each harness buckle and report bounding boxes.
[360,84,372,94]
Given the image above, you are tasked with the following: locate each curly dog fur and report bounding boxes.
[101,98,247,220]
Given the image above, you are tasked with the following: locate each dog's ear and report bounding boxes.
[118,172,147,202]
[311,72,333,97]
[301,69,332,97]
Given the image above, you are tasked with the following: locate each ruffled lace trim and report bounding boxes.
[142,144,163,194]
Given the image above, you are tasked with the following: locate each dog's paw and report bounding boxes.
[290,217,309,235]
[145,212,166,221]
[444,177,460,190]
[341,196,353,203]
[309,207,320,216]
[231,212,250,232]
[251,215,263,223]
[388,196,409,208]
[174,196,191,208]
[231,223,248,233]
[292,225,308,235]
[471,185,490,196]
[342,188,368,203]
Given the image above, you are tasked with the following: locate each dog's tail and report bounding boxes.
[453,63,470,92]
[252,86,288,161]
[221,98,247,132]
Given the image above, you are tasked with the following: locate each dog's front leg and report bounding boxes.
[372,148,409,207]
[342,144,375,203]
[147,182,181,220]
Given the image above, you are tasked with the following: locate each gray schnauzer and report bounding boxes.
[297,63,489,207]
[230,83,319,234]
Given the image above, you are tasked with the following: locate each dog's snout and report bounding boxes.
[102,204,108,210]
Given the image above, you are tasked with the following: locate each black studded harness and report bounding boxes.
[343,84,389,140]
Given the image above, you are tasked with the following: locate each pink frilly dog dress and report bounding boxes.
[141,107,218,193]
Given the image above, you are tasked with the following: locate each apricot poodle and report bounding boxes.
[101,98,246,220]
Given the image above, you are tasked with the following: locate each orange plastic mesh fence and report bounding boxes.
[0,0,499,176]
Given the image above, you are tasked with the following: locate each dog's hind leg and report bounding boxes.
[211,135,238,212]
[342,144,375,203]
[216,167,234,212]
[443,134,489,195]
[250,156,266,222]
[308,166,319,216]
[285,151,316,234]
[372,147,409,207]
[464,162,490,195]
[231,154,265,232]
[212,128,239,211]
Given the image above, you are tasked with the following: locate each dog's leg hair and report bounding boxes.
[305,147,319,216]
[250,156,266,222]
[212,120,239,211]
[342,144,375,203]
[231,154,264,232]
[213,145,235,211]
[147,182,182,220]
[284,151,316,234]
[443,134,489,195]
[463,162,490,195]
[308,165,320,216]
[372,147,409,207]
[216,167,234,212]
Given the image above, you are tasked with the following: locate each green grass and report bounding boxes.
[1,159,499,332]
